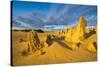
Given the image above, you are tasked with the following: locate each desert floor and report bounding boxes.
[12,30,97,66]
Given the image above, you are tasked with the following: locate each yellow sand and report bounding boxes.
[12,31,97,66]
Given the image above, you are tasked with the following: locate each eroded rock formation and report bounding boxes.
[65,16,96,52]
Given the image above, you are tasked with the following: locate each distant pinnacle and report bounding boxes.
[80,16,84,19]
[79,16,84,22]
[78,16,87,26]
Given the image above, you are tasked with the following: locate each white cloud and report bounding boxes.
[13,16,33,28]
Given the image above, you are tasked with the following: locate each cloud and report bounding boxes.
[55,5,69,19]
[13,16,33,28]
[12,1,97,30]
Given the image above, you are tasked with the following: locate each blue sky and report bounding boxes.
[12,1,97,30]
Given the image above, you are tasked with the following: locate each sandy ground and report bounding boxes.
[12,30,97,66]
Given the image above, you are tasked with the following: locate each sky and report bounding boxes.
[12,1,97,31]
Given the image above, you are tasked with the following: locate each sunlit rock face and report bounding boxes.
[65,16,87,42]
[65,16,87,49]
[65,16,96,52]
[76,16,87,40]
[86,41,96,53]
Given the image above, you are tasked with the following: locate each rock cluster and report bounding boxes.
[27,30,43,54]
[65,16,96,52]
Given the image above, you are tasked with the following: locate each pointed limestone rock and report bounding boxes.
[86,41,96,53]
[27,30,43,54]
[65,28,72,42]
[65,16,87,49]
[76,16,87,40]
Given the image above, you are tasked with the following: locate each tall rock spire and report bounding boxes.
[65,16,87,49]
[76,16,87,40]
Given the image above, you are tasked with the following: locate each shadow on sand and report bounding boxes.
[93,42,97,50]
[54,39,72,50]
[46,35,72,50]
[85,30,96,39]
